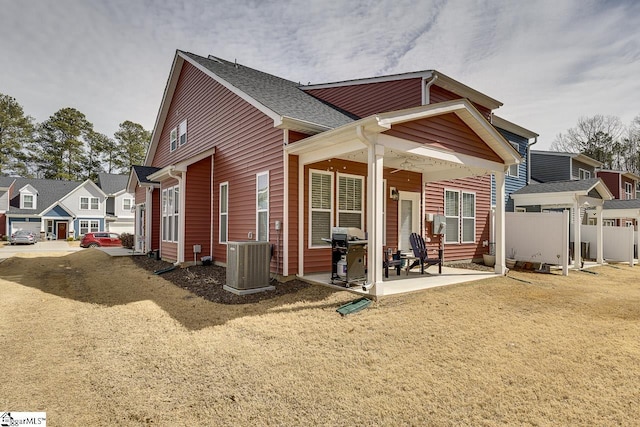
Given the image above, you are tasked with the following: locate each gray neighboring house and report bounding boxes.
[96,173,135,235]
[530,150,603,183]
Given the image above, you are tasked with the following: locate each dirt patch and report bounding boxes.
[131,255,311,304]
[2,250,640,426]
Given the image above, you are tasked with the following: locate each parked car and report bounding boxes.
[10,230,37,245]
[80,232,122,248]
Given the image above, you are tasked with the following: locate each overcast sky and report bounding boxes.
[2,0,639,150]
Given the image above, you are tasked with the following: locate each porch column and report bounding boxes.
[596,205,604,264]
[366,142,385,297]
[494,170,506,275]
[573,198,581,270]
[145,187,153,252]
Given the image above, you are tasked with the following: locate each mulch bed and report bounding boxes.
[131,255,311,304]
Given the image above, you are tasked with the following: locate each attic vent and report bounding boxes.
[207,55,223,64]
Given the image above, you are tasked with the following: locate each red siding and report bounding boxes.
[384,113,502,163]
[0,213,5,237]
[149,60,285,267]
[305,78,422,118]
[597,172,620,199]
[134,185,146,204]
[424,176,491,262]
[430,85,492,119]
[302,159,421,273]
[151,189,160,251]
[184,156,212,259]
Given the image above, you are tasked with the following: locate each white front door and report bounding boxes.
[398,191,421,253]
[136,204,146,252]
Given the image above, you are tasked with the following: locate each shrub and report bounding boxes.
[120,233,134,249]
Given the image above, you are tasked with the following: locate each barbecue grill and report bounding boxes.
[327,227,367,286]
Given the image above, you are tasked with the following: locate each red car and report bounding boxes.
[80,232,122,248]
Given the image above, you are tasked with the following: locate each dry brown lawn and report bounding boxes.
[1,250,639,426]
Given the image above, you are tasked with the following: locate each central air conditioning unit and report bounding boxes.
[224,241,274,295]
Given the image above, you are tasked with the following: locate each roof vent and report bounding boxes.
[207,55,223,64]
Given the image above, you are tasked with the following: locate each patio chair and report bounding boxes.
[383,249,403,278]
[409,233,443,274]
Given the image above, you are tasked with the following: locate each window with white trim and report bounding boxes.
[444,189,476,244]
[625,182,633,200]
[625,220,634,227]
[170,128,177,152]
[579,168,591,179]
[507,142,519,177]
[22,194,34,209]
[309,170,333,247]
[337,173,363,229]
[219,182,228,244]
[256,172,269,241]
[79,220,99,235]
[179,120,187,146]
[162,186,179,242]
[80,197,99,210]
[603,219,615,227]
[123,198,133,211]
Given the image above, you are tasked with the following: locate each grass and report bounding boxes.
[1,250,639,425]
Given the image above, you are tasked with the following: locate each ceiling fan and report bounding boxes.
[390,158,415,174]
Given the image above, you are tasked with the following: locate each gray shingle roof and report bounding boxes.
[132,166,161,184]
[0,176,16,188]
[6,178,82,215]
[181,51,354,129]
[603,199,640,210]
[512,178,602,195]
[97,173,129,195]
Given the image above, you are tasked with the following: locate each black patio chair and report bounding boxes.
[409,232,443,274]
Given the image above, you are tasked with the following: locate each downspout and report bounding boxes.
[527,137,537,185]
[422,74,438,105]
[168,167,184,265]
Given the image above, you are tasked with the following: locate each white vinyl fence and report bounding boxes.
[505,211,570,275]
[580,225,635,266]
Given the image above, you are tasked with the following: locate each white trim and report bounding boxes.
[178,119,187,146]
[308,169,334,249]
[336,172,364,230]
[444,188,460,244]
[170,128,177,152]
[219,182,229,244]
[397,191,421,252]
[492,115,539,139]
[256,171,269,242]
[461,191,476,244]
[283,148,289,276]
[79,196,100,210]
[578,168,591,179]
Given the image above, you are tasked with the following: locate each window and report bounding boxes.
[444,190,459,243]
[444,189,476,244]
[219,182,228,244]
[179,120,187,146]
[170,128,177,152]
[579,168,591,179]
[162,186,179,242]
[337,174,363,229]
[309,170,333,247]
[79,220,99,235]
[603,219,616,227]
[22,194,34,209]
[256,172,269,241]
[515,207,526,213]
[625,221,634,227]
[80,197,99,210]
[625,182,633,200]
[507,142,519,177]
[123,198,133,211]
[587,218,597,226]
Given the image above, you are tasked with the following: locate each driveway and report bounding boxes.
[0,240,83,260]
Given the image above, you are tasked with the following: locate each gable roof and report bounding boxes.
[603,199,640,210]
[491,115,538,139]
[6,178,82,215]
[511,178,607,195]
[531,150,603,168]
[97,173,129,195]
[127,165,161,193]
[144,50,355,166]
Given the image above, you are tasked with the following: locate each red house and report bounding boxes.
[594,170,640,227]
[129,50,520,297]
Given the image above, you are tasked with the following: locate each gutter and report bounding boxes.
[422,74,438,105]
[527,137,538,185]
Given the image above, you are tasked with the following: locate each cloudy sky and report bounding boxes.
[2,0,639,149]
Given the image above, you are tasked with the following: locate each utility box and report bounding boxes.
[225,241,274,295]
[433,215,446,235]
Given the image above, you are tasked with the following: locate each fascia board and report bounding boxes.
[300,71,433,90]
[433,71,503,110]
[492,115,539,139]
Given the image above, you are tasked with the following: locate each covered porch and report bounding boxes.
[286,99,520,297]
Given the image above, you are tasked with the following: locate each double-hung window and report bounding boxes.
[162,186,179,242]
[123,198,133,211]
[579,168,591,179]
[444,189,476,244]
[80,197,99,210]
[508,142,519,177]
[79,220,99,235]
[337,173,363,229]
[219,182,229,244]
[309,170,333,247]
[256,172,269,241]
[625,182,633,200]
[170,128,177,152]
[22,194,34,209]
[179,120,187,146]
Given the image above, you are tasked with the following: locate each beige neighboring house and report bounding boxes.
[97,173,135,235]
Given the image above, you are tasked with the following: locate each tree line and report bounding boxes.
[0,92,151,181]
[551,114,640,173]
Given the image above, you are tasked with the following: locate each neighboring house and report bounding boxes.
[129,50,521,297]
[591,170,640,227]
[0,176,108,239]
[0,180,11,237]
[97,173,136,235]
[530,150,603,182]
[490,116,538,213]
